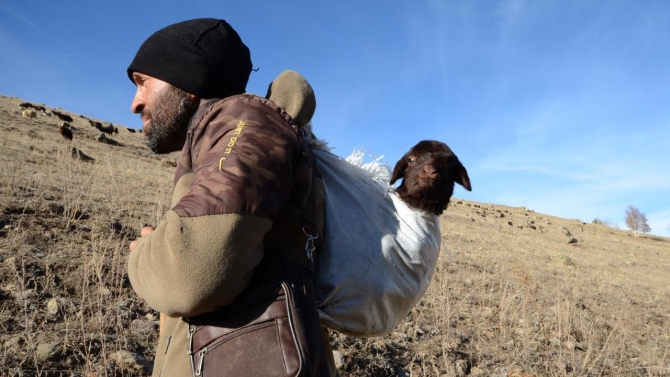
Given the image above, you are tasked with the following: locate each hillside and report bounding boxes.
[0,94,669,377]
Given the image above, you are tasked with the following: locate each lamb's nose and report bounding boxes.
[422,165,437,178]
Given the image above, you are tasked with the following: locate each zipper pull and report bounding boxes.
[187,327,195,355]
[195,347,208,376]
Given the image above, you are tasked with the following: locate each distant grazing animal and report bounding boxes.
[96,132,121,146]
[95,123,115,135]
[52,110,73,123]
[390,140,472,216]
[126,127,136,133]
[18,102,45,111]
[59,125,73,140]
[70,147,95,163]
[21,109,37,118]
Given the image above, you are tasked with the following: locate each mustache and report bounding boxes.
[141,109,152,121]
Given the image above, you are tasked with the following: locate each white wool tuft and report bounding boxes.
[301,124,392,189]
[344,150,392,189]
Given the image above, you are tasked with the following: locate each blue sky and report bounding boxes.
[1,1,669,237]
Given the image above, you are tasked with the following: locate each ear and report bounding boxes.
[454,161,472,191]
[390,157,408,185]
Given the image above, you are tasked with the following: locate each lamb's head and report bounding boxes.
[390,140,472,215]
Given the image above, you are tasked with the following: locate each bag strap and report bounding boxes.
[295,127,320,275]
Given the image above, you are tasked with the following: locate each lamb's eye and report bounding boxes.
[407,157,416,165]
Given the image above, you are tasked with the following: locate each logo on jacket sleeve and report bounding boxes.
[219,120,246,170]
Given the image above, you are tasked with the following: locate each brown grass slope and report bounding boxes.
[0,94,668,377]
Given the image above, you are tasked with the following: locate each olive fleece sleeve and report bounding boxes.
[128,211,271,317]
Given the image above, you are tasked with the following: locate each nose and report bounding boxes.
[421,164,437,178]
[130,87,144,114]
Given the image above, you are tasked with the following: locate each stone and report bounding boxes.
[47,298,59,315]
[110,350,152,374]
[98,287,112,296]
[35,342,63,363]
[455,359,469,377]
[470,366,485,376]
[131,318,154,333]
[3,336,23,348]
[332,350,345,370]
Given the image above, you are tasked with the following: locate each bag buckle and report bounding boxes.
[302,227,318,272]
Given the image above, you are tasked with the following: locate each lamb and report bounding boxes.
[390,140,471,216]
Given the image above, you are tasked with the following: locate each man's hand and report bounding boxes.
[129,226,156,251]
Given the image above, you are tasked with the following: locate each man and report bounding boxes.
[126,18,332,376]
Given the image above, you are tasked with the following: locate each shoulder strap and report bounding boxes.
[295,128,321,275]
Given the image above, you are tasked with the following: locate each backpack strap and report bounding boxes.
[296,128,321,275]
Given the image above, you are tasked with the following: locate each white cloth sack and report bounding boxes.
[311,147,442,337]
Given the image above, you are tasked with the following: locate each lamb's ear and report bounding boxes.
[390,157,407,185]
[454,161,472,191]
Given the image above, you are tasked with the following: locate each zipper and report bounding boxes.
[164,335,172,354]
[187,327,195,355]
[195,347,208,376]
[282,281,305,376]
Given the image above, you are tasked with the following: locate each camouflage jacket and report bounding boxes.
[127,93,326,377]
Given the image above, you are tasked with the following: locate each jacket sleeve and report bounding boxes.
[128,96,300,317]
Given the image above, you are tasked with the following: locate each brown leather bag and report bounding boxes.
[185,250,329,377]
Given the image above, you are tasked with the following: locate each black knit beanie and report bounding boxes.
[127,18,252,99]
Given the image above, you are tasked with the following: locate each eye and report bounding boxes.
[133,73,148,87]
[407,156,416,165]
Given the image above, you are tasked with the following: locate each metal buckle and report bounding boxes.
[302,227,318,270]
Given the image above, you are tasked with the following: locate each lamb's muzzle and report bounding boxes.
[390,140,471,216]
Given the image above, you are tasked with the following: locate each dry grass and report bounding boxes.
[0,94,668,376]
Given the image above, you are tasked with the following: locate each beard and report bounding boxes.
[143,86,199,154]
